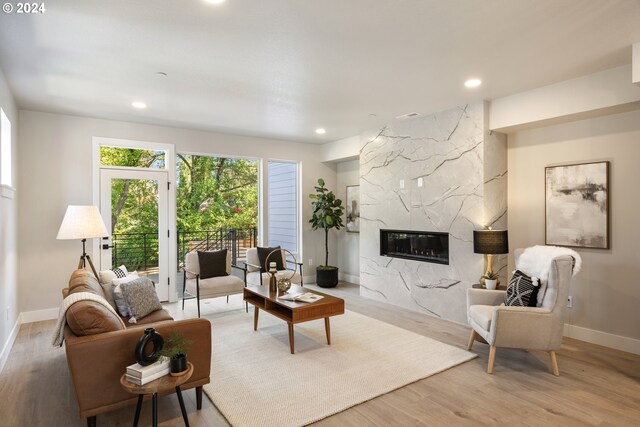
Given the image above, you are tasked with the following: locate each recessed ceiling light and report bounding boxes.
[464,78,482,88]
[132,101,147,109]
[204,0,226,4]
[315,128,326,135]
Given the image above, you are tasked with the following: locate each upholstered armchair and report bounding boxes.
[182,250,248,317]
[466,247,578,375]
[245,247,303,287]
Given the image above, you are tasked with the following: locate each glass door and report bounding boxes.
[100,169,169,301]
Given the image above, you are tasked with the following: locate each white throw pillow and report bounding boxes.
[111,272,139,317]
[98,265,129,285]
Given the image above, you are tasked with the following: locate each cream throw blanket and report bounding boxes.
[51,291,126,347]
[517,245,582,284]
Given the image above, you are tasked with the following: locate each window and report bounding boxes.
[267,161,298,254]
[100,146,166,169]
[1,108,11,187]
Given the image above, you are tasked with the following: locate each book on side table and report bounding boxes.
[125,358,170,385]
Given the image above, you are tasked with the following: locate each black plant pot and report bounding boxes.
[316,267,339,288]
[170,355,188,376]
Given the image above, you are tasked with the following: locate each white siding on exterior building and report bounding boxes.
[268,162,298,254]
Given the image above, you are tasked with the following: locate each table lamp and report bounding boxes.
[473,228,508,287]
[57,205,109,279]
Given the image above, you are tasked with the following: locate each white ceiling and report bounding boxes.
[1,0,639,144]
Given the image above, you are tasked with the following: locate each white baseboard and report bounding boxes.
[339,272,360,285]
[0,307,58,375]
[19,307,58,324]
[0,318,21,374]
[564,323,640,355]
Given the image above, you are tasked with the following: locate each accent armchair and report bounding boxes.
[245,247,303,287]
[182,250,248,317]
[466,248,576,375]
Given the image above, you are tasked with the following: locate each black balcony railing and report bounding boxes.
[111,227,258,272]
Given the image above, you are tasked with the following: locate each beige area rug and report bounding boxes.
[203,309,476,427]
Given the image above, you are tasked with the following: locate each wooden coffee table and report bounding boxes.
[243,284,345,354]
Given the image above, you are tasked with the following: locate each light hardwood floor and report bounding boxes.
[1,282,639,426]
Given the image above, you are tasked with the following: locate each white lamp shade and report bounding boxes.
[57,205,109,240]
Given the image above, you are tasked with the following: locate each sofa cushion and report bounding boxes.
[97,265,129,310]
[186,274,245,297]
[121,278,162,322]
[198,249,229,279]
[111,273,140,317]
[469,305,495,331]
[65,300,126,336]
[256,246,284,273]
[126,309,173,326]
[68,269,107,299]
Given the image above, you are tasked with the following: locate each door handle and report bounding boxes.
[102,244,114,250]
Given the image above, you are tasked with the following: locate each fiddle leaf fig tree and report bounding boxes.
[309,178,345,267]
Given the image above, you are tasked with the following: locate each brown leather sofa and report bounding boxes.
[62,269,211,427]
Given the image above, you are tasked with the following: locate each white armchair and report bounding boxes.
[245,247,303,287]
[466,247,577,375]
[182,250,247,318]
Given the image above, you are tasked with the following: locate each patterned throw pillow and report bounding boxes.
[505,270,540,307]
[120,278,162,323]
[98,265,129,284]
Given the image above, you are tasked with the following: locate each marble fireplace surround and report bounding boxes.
[359,101,507,324]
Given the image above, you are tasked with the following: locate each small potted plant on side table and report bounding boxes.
[483,271,499,290]
[160,330,193,376]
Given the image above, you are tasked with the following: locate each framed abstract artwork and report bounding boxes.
[545,161,609,249]
[345,185,360,233]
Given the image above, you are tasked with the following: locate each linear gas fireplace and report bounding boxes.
[380,229,449,265]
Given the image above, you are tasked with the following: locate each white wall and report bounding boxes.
[491,65,640,132]
[335,159,360,283]
[633,43,640,86]
[0,65,19,370]
[509,109,640,350]
[17,110,336,314]
[321,135,360,163]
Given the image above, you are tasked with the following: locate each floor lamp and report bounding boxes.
[57,205,109,279]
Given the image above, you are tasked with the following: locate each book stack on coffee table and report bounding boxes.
[125,359,170,386]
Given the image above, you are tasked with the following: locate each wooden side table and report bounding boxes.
[472,283,507,291]
[120,362,194,427]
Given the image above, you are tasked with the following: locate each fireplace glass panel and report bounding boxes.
[380,229,449,265]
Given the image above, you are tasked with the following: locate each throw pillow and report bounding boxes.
[197,249,229,279]
[505,270,540,307]
[111,272,140,317]
[256,246,284,273]
[98,265,129,284]
[99,282,118,311]
[120,278,162,323]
